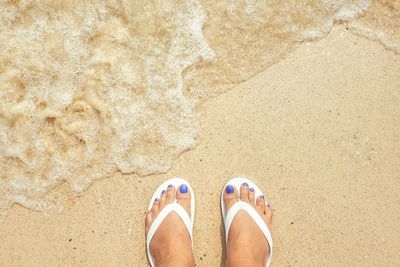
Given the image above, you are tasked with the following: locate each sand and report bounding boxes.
[0,26,399,266]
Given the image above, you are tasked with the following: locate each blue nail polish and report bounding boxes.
[161,190,166,194]
[243,182,248,187]
[168,184,173,188]
[226,185,234,194]
[180,184,188,194]
[154,198,159,202]
[260,195,264,200]
[250,188,254,192]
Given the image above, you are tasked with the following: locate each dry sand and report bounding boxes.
[0,26,399,266]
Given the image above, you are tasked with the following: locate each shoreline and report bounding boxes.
[1,25,399,266]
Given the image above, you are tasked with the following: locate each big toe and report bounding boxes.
[223,184,238,214]
[176,184,191,215]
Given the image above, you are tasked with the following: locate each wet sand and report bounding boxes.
[0,26,399,266]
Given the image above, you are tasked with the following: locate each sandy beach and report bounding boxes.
[0,26,399,266]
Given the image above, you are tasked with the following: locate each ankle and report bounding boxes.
[156,256,195,267]
[153,247,194,267]
[226,247,267,267]
[226,257,263,267]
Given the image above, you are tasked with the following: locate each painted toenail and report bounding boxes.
[243,182,248,187]
[154,198,159,202]
[260,195,264,200]
[161,190,166,194]
[267,203,271,207]
[250,188,254,192]
[226,185,234,194]
[179,184,188,193]
[168,184,173,188]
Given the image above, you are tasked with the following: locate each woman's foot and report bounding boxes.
[145,184,195,267]
[224,183,273,267]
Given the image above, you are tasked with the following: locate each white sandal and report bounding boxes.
[146,178,195,267]
[221,177,273,267]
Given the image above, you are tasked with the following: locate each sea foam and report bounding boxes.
[0,0,399,217]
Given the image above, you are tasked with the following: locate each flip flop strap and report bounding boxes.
[146,203,193,267]
[225,201,273,267]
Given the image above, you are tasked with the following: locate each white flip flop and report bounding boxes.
[146,178,195,267]
[221,177,273,267]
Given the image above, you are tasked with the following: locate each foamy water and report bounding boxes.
[0,0,399,217]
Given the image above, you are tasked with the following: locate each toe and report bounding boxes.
[223,184,238,214]
[151,198,160,215]
[249,187,255,204]
[256,195,265,213]
[240,182,249,202]
[176,184,191,216]
[166,184,176,203]
[159,189,167,209]
[264,202,273,226]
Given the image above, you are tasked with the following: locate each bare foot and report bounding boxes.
[224,183,273,267]
[145,184,195,267]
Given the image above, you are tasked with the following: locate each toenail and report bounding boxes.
[179,184,188,193]
[250,188,254,192]
[242,182,248,187]
[161,190,166,194]
[167,184,173,188]
[154,198,159,202]
[267,203,271,207]
[260,195,264,200]
[226,185,234,194]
